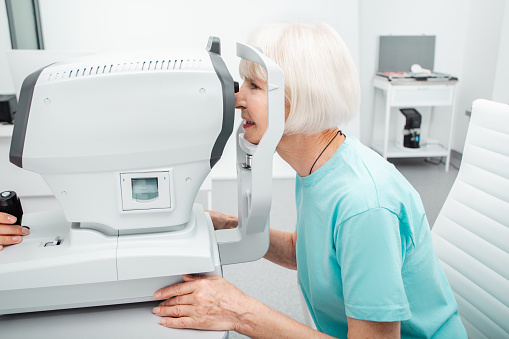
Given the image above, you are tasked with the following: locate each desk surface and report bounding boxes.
[373,75,458,87]
[0,301,228,339]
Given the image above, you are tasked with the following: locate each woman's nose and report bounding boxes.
[235,85,246,109]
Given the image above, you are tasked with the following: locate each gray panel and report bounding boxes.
[206,37,235,168]
[378,35,435,72]
[9,65,49,168]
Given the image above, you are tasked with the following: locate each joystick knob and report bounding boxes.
[0,191,23,226]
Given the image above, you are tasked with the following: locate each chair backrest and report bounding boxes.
[431,99,509,338]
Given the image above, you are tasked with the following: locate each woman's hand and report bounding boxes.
[205,210,238,230]
[0,213,29,251]
[153,274,252,332]
[153,275,334,339]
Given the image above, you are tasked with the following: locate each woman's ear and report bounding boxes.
[284,98,291,122]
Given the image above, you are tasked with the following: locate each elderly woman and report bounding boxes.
[151,22,467,339]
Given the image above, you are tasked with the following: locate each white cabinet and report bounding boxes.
[371,76,458,171]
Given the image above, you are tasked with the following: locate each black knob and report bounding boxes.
[0,191,23,226]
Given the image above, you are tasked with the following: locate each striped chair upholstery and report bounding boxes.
[431,99,509,338]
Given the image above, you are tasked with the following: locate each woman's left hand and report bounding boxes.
[152,274,252,332]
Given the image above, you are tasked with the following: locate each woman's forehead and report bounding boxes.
[239,59,267,81]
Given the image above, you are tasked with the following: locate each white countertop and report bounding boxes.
[0,301,228,339]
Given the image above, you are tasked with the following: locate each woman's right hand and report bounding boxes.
[205,210,238,230]
[0,213,29,251]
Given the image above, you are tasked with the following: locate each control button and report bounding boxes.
[0,190,23,225]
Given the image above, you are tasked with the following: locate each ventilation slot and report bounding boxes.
[46,58,203,82]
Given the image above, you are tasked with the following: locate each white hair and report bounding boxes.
[239,22,361,135]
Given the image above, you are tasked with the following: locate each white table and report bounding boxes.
[0,301,228,339]
[371,76,458,171]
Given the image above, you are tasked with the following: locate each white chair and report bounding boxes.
[431,99,509,338]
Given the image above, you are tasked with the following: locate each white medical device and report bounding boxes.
[0,37,284,315]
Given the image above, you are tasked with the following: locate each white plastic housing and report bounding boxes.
[0,205,221,315]
[20,50,223,232]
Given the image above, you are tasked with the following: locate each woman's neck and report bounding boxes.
[276,129,345,177]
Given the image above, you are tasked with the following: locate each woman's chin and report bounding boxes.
[244,135,260,145]
[247,139,260,146]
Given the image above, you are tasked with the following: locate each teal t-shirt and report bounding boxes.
[296,135,467,338]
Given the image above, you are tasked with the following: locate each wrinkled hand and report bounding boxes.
[0,213,29,251]
[153,274,252,332]
[205,210,238,230]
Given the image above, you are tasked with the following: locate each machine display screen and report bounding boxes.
[131,178,159,201]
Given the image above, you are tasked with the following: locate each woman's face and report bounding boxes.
[235,78,268,145]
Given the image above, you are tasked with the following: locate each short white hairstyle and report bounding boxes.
[240,22,361,135]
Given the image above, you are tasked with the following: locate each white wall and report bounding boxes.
[453,0,506,153]
[359,0,507,153]
[493,0,509,104]
[38,0,360,72]
[0,1,15,93]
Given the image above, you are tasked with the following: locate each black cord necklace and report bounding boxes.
[309,130,342,175]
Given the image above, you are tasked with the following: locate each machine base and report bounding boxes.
[0,204,221,315]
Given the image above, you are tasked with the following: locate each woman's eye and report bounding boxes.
[250,82,259,90]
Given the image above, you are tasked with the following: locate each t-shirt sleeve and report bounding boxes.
[335,207,411,322]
